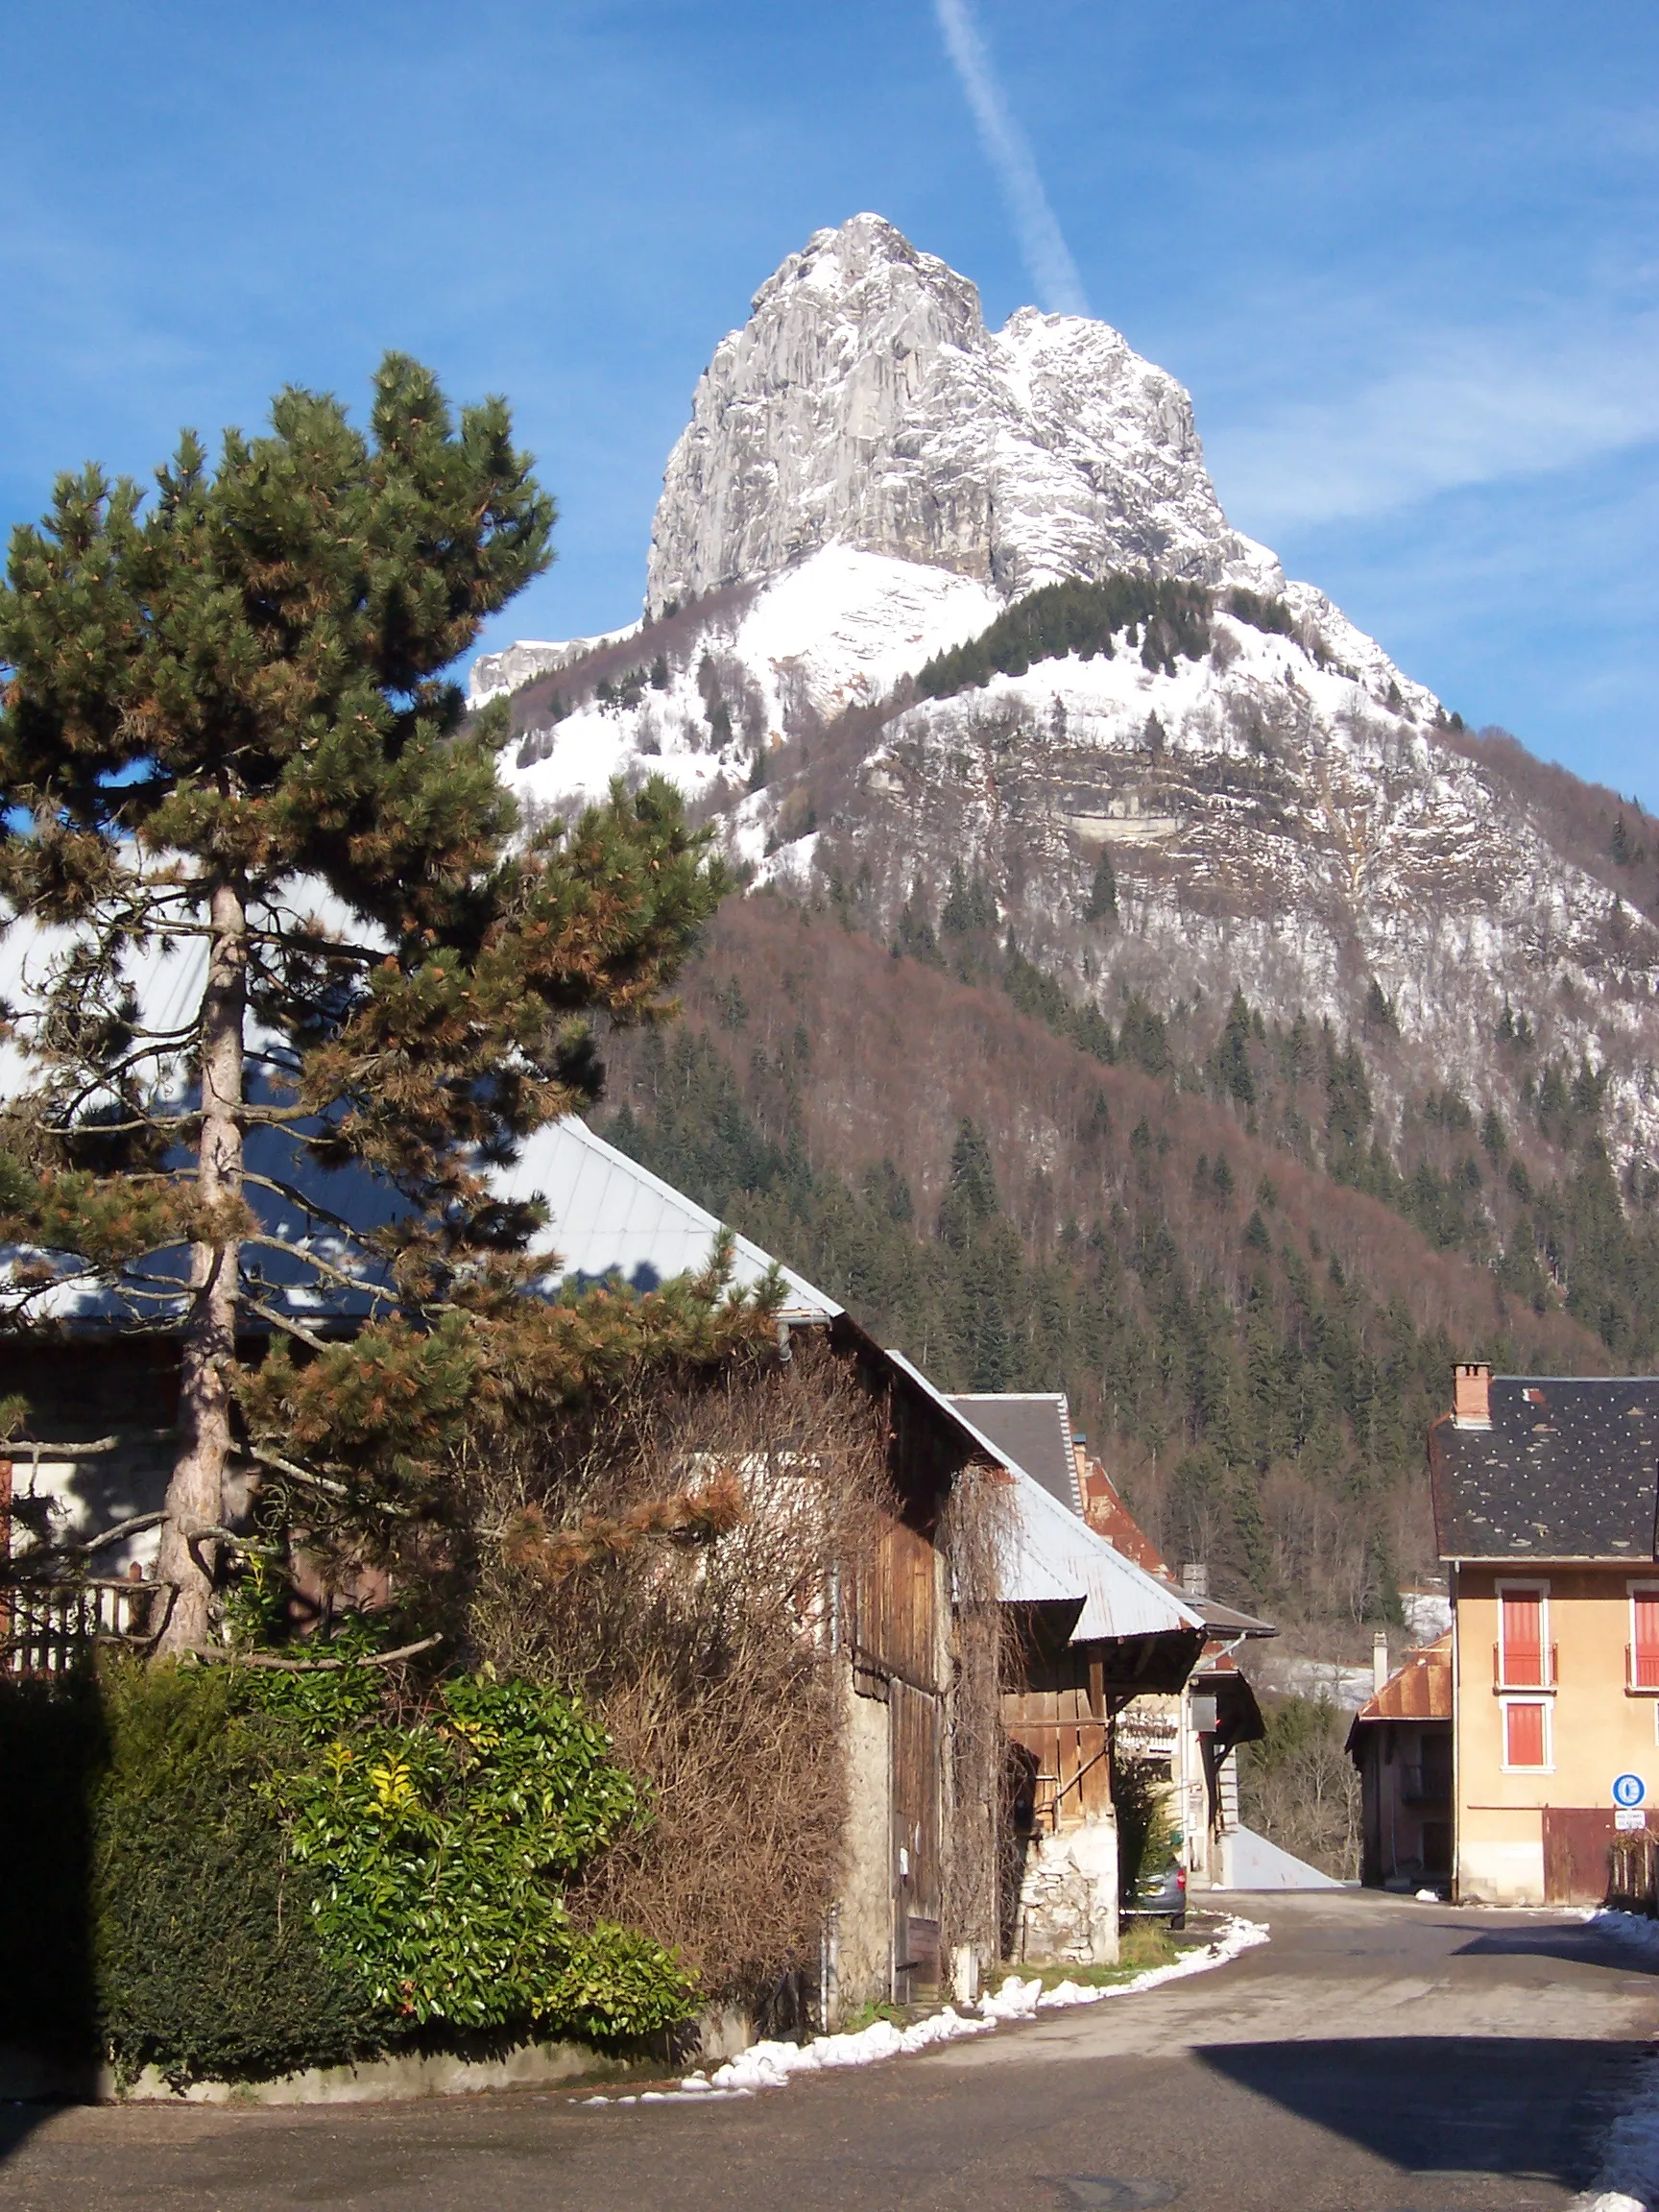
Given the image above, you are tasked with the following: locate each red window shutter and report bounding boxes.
[1635,1597,1659,1689]
[1502,1593,1544,1685]
[1504,1701,1546,1768]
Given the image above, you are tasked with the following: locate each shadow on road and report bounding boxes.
[1191,2033,1648,2190]
[1455,1924,1659,1974]
[0,2104,67,2170]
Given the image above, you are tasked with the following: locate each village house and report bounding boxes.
[950,1394,1273,1900]
[1346,1633,1454,1891]
[1432,1360,1659,1906]
[945,1393,1206,1963]
[1,1115,1206,2013]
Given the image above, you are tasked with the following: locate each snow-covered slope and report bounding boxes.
[496,544,999,820]
[471,214,1659,1176]
[470,625,641,710]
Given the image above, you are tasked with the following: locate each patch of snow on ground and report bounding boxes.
[981,1912,1272,2021]
[1571,1914,1659,2209]
[581,1914,1268,2108]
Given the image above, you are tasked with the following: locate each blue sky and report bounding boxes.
[2,1,1654,801]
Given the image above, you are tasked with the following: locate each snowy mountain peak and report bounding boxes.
[471,220,1659,1187]
[645,214,1281,617]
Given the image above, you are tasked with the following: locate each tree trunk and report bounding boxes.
[155,878,246,1654]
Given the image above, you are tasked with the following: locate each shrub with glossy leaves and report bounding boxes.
[253,1667,694,2041]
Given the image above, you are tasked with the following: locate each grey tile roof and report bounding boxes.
[1431,1376,1659,1561]
[947,1394,1080,1512]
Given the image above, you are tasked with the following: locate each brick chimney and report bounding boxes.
[1454,1361,1492,1429]
[1373,1628,1390,1694]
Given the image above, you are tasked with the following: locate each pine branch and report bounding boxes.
[239,1296,335,1355]
[241,1234,397,1310]
[240,1445,417,1520]
[80,1509,169,1552]
[2,1433,121,1459]
[238,1171,386,1252]
[245,923,388,966]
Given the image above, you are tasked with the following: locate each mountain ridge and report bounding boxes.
[465,215,1659,1618]
[472,213,1659,1384]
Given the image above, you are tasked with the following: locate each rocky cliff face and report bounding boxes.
[476,215,1659,1184]
[645,214,1282,614]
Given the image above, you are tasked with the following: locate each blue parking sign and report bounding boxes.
[1613,1773,1647,1810]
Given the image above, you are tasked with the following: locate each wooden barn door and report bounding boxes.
[891,1678,942,1998]
[863,1512,942,1999]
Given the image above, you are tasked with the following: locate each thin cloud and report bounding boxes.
[931,0,1089,317]
[1208,316,1659,533]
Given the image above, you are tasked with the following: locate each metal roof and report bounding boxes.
[885,1353,1204,1644]
[504,1116,840,1322]
[1350,1633,1453,1726]
[0,909,841,1328]
[1174,1591,1278,1639]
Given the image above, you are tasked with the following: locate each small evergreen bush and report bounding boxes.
[92,1662,380,2088]
[257,1666,692,2041]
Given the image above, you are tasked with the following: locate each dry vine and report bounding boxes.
[461,1339,891,2013]
[939,1463,1014,1973]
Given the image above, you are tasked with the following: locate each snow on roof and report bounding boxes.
[884,1352,1203,1644]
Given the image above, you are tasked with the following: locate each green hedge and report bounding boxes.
[91,1662,381,2088]
[0,1656,693,2089]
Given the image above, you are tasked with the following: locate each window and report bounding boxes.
[1632,1589,1659,1690]
[1498,1585,1549,1687]
[1503,1699,1550,1770]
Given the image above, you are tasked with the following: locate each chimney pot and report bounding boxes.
[1454,1361,1492,1428]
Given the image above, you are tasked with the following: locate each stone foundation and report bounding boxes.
[1016,1817,1119,1965]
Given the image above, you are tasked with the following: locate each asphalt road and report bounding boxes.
[4,1891,1657,2212]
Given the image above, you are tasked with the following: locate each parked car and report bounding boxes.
[1127,1859,1187,1930]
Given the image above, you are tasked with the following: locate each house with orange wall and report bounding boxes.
[1431,1362,1659,1906]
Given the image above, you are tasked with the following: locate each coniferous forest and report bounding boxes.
[600,882,1652,1635]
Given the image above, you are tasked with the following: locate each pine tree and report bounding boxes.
[941,862,997,936]
[0,358,733,1651]
[1362,979,1399,1037]
[938,1119,1000,1249]
[1084,847,1118,926]
[1213,988,1256,1106]
[892,881,946,969]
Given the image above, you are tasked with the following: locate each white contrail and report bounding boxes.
[932,0,1090,317]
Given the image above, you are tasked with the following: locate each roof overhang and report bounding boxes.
[883,1351,1207,1646]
